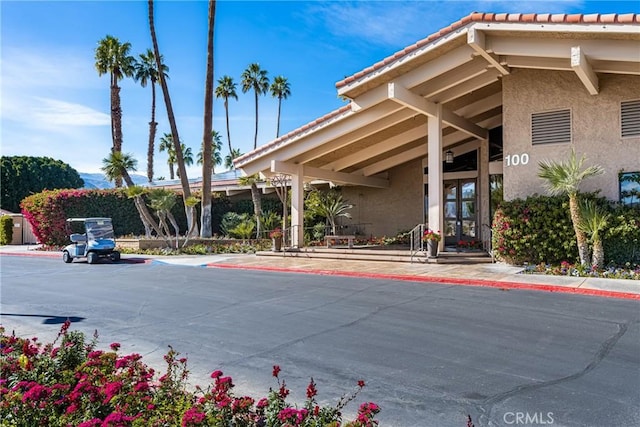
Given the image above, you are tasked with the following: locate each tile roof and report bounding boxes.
[235,12,639,166]
[336,12,639,89]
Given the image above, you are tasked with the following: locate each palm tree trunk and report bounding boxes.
[225,100,233,156]
[276,96,282,138]
[121,169,169,244]
[148,0,198,236]
[253,91,259,149]
[169,163,174,180]
[251,182,262,238]
[147,82,157,182]
[200,0,215,239]
[592,239,605,268]
[569,195,590,265]
[110,80,123,188]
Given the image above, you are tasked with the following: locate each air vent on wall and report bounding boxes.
[531,109,571,145]
[621,100,640,138]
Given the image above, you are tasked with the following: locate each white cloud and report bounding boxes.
[31,97,110,127]
[1,47,100,90]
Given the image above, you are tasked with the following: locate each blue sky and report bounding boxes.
[1,0,637,180]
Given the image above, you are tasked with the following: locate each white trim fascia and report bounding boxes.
[474,21,640,36]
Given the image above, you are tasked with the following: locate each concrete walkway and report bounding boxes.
[1,244,638,300]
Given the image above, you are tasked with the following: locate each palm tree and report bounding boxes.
[577,200,610,268]
[198,131,223,175]
[215,75,238,157]
[241,63,269,149]
[95,35,135,187]
[224,148,242,170]
[148,0,197,236]
[158,133,176,180]
[316,190,353,235]
[101,151,166,243]
[200,0,216,239]
[238,174,263,238]
[133,49,169,183]
[270,75,291,138]
[538,149,604,265]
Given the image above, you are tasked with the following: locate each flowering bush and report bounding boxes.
[523,260,640,280]
[269,228,283,239]
[422,229,441,243]
[0,322,379,426]
[456,240,482,250]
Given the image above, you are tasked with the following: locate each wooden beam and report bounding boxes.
[323,126,426,171]
[272,160,389,188]
[388,82,488,140]
[388,82,438,116]
[571,46,599,95]
[489,37,640,63]
[468,28,510,75]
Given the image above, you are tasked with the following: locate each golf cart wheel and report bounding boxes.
[62,251,72,263]
[110,251,121,262]
[87,252,98,264]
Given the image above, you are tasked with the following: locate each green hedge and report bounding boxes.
[20,188,282,246]
[0,215,13,245]
[493,194,640,266]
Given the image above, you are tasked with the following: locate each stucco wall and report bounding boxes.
[341,158,423,237]
[503,69,640,201]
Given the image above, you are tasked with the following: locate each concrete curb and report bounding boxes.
[208,263,640,301]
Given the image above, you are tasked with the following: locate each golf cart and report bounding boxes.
[62,218,120,264]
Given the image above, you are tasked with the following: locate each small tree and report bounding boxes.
[538,149,604,265]
[577,200,610,268]
[307,189,353,235]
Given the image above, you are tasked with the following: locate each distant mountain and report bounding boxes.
[80,173,149,189]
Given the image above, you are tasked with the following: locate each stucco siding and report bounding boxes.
[503,69,640,201]
[341,158,423,237]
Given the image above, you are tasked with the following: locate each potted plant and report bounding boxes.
[270,228,283,252]
[422,229,441,258]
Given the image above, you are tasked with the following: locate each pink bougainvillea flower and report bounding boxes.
[272,365,281,378]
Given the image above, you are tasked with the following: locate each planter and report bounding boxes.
[272,236,283,252]
[426,240,438,258]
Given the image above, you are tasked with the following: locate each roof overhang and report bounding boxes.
[235,13,639,186]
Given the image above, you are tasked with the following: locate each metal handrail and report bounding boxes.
[481,223,494,263]
[409,223,427,263]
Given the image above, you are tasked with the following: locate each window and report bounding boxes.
[621,100,640,138]
[531,109,571,145]
[619,172,640,206]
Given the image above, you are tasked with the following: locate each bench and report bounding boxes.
[324,235,356,249]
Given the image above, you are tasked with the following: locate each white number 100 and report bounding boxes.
[505,153,529,167]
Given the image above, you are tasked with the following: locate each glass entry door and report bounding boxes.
[443,179,477,247]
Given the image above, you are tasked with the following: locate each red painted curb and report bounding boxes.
[207,263,640,301]
[1,251,59,258]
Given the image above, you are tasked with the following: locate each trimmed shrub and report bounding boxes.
[493,194,640,267]
[493,195,577,265]
[0,215,13,245]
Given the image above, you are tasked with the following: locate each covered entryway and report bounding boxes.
[233,13,637,256]
[443,179,477,247]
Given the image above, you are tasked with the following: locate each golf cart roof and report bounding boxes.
[66,218,112,223]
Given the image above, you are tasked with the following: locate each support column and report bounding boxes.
[290,164,305,248]
[427,104,444,251]
[479,137,490,244]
